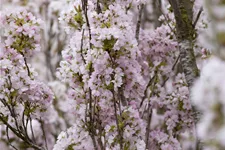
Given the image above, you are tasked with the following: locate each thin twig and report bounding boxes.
[20,53,31,77]
[81,1,98,149]
[22,108,32,141]
[161,53,181,87]
[39,118,48,150]
[139,74,156,108]
[112,90,123,149]
[80,29,86,64]
[193,7,203,28]
[158,9,176,35]
[6,126,19,150]
[0,113,44,150]
[29,116,36,143]
[145,102,152,149]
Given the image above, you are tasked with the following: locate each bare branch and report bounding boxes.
[193,7,203,28]
[145,102,152,149]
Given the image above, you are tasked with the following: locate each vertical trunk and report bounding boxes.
[169,0,199,88]
[169,1,200,149]
[152,0,162,28]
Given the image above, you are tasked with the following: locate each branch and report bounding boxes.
[161,53,181,87]
[39,118,48,150]
[145,102,152,149]
[193,7,203,28]
[80,29,86,64]
[135,4,144,41]
[29,116,36,143]
[23,56,31,77]
[112,90,123,149]
[0,114,45,150]
[139,73,156,108]
[81,1,98,149]
[158,2,176,35]
[6,126,19,150]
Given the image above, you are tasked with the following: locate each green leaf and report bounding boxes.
[109,125,116,132]
[106,82,114,90]
[66,143,77,150]
[102,37,117,51]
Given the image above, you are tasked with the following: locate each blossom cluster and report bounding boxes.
[55,0,198,150]
[56,1,148,149]
[1,10,42,57]
[0,9,55,149]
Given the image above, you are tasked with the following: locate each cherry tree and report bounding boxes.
[0,0,223,150]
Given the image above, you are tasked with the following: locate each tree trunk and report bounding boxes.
[169,0,199,88]
[152,0,162,28]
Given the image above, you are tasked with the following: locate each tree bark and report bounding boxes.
[152,0,162,28]
[169,0,199,88]
[169,1,201,149]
